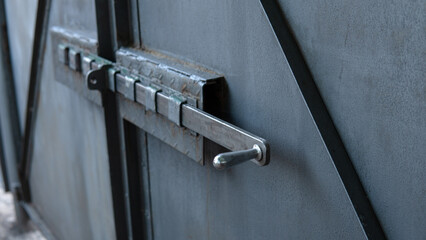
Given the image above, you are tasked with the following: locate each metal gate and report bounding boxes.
[0,0,425,239]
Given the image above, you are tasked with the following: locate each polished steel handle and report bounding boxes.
[213,144,262,170]
[181,105,269,168]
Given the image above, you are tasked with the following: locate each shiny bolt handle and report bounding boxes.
[213,144,262,170]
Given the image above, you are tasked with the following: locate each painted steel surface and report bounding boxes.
[0,0,424,239]
[5,0,116,239]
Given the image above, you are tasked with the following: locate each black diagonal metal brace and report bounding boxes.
[260,0,386,239]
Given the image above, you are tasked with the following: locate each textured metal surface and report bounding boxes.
[116,48,222,164]
[116,74,139,101]
[116,48,222,108]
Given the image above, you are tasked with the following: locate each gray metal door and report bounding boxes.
[1,0,424,239]
[3,0,117,239]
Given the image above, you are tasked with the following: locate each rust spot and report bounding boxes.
[181,83,187,92]
[170,122,177,137]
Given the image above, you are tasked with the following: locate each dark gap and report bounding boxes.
[95,0,116,61]
[102,92,129,240]
[113,0,133,47]
[94,0,128,239]
[113,0,142,47]
[123,120,151,239]
[134,0,142,47]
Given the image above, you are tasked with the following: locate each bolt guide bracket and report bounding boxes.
[56,38,269,169]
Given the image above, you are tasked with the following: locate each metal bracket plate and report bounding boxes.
[168,94,187,126]
[116,74,139,101]
[51,27,270,168]
[68,49,81,71]
[58,44,69,65]
[145,85,161,112]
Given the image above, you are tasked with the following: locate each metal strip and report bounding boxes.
[145,85,161,113]
[20,202,57,240]
[260,0,386,239]
[181,105,269,166]
[57,44,69,65]
[19,0,52,202]
[168,94,187,126]
[94,0,130,239]
[116,73,139,101]
[68,48,81,71]
[138,131,154,240]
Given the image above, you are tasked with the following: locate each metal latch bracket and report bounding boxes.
[145,85,162,113]
[168,94,187,127]
[86,64,113,91]
[56,41,270,169]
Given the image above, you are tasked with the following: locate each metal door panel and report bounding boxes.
[146,132,363,239]
[137,0,426,239]
[277,1,426,239]
[25,0,115,239]
[137,0,365,239]
[1,0,423,238]
[4,0,38,130]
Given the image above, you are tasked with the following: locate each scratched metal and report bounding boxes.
[115,48,223,164]
[116,48,222,109]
